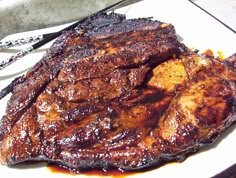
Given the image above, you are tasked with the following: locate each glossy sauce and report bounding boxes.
[47,163,138,178]
[47,161,183,177]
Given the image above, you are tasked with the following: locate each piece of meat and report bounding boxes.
[0,12,235,172]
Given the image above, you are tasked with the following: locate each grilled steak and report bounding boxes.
[0,12,235,171]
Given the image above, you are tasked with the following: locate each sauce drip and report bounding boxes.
[47,163,137,178]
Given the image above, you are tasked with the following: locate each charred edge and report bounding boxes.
[0,60,63,141]
[0,75,25,100]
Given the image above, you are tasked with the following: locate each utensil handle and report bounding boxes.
[0,0,127,71]
[0,35,43,50]
[0,46,34,70]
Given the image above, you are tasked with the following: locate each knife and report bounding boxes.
[0,32,57,50]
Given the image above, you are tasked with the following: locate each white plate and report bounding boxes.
[0,0,236,177]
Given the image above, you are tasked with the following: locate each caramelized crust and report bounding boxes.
[0,13,235,171]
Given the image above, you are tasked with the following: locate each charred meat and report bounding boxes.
[0,13,235,171]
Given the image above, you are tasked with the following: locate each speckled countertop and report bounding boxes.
[0,0,235,39]
[0,0,139,39]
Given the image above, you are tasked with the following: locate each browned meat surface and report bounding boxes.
[0,12,235,171]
